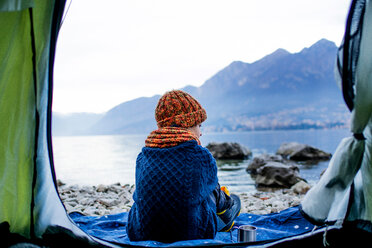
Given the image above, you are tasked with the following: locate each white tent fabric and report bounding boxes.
[301,0,372,231]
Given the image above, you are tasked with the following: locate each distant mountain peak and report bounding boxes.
[271,48,290,56]
[258,48,290,64]
[224,61,248,70]
[312,38,336,47]
[300,38,337,54]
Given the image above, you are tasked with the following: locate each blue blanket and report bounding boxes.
[70,206,315,247]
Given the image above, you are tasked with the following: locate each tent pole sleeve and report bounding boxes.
[28,7,39,240]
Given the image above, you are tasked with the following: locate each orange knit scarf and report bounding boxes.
[145,127,201,148]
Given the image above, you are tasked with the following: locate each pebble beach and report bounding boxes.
[57,180,310,216]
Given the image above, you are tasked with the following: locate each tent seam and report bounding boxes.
[47,0,63,189]
[28,7,39,240]
[341,0,366,111]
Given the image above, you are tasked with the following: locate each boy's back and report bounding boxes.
[127,140,218,242]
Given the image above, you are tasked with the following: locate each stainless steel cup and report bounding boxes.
[237,225,257,242]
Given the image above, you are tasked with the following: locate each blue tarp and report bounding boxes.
[70,206,316,247]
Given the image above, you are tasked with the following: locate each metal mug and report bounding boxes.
[237,225,257,242]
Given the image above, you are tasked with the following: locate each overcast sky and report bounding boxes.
[53,0,351,114]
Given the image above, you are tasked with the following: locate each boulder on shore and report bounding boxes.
[254,161,304,188]
[206,142,252,159]
[246,153,286,174]
[276,142,332,161]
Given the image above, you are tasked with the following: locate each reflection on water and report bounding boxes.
[53,134,146,186]
[216,159,256,193]
[216,159,246,171]
[53,129,349,193]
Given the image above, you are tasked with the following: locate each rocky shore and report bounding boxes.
[57,142,329,217]
[57,180,310,216]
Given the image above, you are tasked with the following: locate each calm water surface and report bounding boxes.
[53,129,350,193]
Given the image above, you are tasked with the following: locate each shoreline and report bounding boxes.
[58,181,309,216]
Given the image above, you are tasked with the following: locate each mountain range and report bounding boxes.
[52,39,350,136]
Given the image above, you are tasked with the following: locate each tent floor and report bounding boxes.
[2,222,372,248]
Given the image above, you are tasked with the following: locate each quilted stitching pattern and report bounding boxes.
[127,141,218,242]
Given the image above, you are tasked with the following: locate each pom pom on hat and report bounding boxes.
[155,90,207,128]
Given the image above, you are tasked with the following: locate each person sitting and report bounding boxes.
[127,90,241,242]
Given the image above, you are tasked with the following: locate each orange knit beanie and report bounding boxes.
[155,90,207,128]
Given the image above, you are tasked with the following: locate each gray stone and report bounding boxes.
[290,181,311,194]
[276,142,306,157]
[96,184,107,192]
[276,142,332,161]
[119,191,131,204]
[65,201,78,208]
[254,161,303,188]
[57,179,65,187]
[99,198,121,207]
[79,186,94,194]
[247,154,285,174]
[69,185,79,192]
[79,197,95,206]
[206,142,252,159]
[83,206,99,215]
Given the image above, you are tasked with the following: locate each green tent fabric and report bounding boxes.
[0,1,36,238]
[0,2,122,246]
[301,0,372,232]
[0,0,96,242]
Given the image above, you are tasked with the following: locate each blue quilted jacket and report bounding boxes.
[127,140,218,242]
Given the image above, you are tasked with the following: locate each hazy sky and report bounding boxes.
[53,0,351,114]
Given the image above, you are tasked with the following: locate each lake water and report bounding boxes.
[53,129,350,193]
